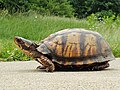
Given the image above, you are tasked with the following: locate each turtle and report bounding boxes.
[14,28,115,72]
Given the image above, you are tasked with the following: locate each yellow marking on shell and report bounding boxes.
[63,33,81,57]
[64,61,73,65]
[84,45,90,56]
[101,40,108,54]
[84,34,97,56]
[48,42,57,50]
[64,44,72,57]
[91,46,97,55]
[55,36,63,56]
[87,59,94,64]
[70,44,76,57]
[57,60,63,64]
[51,35,62,42]
[56,45,62,56]
[46,35,62,56]
[76,60,83,65]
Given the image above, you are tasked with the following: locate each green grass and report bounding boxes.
[0,14,120,61]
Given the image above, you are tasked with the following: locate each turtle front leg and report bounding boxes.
[37,56,55,72]
[35,59,46,69]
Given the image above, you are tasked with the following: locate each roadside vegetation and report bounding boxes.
[0,0,120,61]
[0,13,119,61]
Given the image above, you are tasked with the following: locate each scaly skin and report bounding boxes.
[36,56,55,72]
[14,36,55,72]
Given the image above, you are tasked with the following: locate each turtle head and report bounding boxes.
[14,36,39,58]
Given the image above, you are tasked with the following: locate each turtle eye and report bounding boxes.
[29,46,33,50]
[17,39,24,44]
[29,45,36,51]
[16,38,20,42]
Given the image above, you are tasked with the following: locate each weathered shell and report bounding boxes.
[37,28,115,65]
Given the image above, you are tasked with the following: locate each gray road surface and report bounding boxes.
[0,58,120,90]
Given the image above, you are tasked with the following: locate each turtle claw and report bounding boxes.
[46,64,55,72]
[37,65,54,72]
[46,67,54,72]
[36,65,46,69]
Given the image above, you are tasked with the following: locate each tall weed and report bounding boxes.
[0,13,120,61]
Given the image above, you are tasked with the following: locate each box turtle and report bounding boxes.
[14,28,115,72]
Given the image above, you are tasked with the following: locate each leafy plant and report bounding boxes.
[0,0,74,17]
[0,14,120,61]
[70,0,120,18]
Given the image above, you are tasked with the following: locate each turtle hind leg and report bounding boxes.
[91,61,109,71]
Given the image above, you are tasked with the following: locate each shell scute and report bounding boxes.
[38,28,115,65]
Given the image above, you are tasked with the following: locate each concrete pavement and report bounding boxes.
[0,58,120,90]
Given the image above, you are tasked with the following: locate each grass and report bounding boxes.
[0,14,120,61]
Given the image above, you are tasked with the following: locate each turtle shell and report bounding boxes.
[37,28,115,65]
